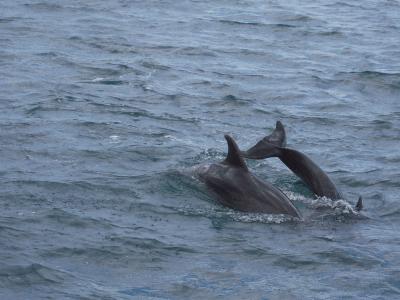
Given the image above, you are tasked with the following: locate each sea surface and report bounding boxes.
[1,0,400,299]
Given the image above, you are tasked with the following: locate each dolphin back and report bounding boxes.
[278,148,343,200]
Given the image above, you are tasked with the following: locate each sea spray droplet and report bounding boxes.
[109,135,121,143]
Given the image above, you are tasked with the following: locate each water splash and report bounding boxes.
[284,191,361,217]
[177,206,299,224]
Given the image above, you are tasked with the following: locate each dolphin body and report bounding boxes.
[241,121,343,200]
[196,134,301,218]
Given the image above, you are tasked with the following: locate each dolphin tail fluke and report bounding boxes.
[241,121,286,159]
[355,196,363,211]
[270,121,287,147]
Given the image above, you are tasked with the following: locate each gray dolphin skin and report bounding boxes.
[241,121,343,200]
[196,134,301,218]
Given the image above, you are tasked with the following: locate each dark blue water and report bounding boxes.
[1,0,400,299]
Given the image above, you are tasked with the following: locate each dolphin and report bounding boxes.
[196,134,301,218]
[241,121,363,210]
[241,121,343,200]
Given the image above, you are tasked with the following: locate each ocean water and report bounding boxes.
[1,0,399,299]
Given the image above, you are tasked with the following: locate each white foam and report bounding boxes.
[284,190,360,216]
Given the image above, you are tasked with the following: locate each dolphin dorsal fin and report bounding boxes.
[224,135,248,171]
[355,196,363,211]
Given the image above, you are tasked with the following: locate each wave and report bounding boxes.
[42,234,197,264]
[314,246,385,267]
[335,71,400,89]
[81,79,128,85]
[23,2,64,11]
[0,17,26,24]
[0,263,70,287]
